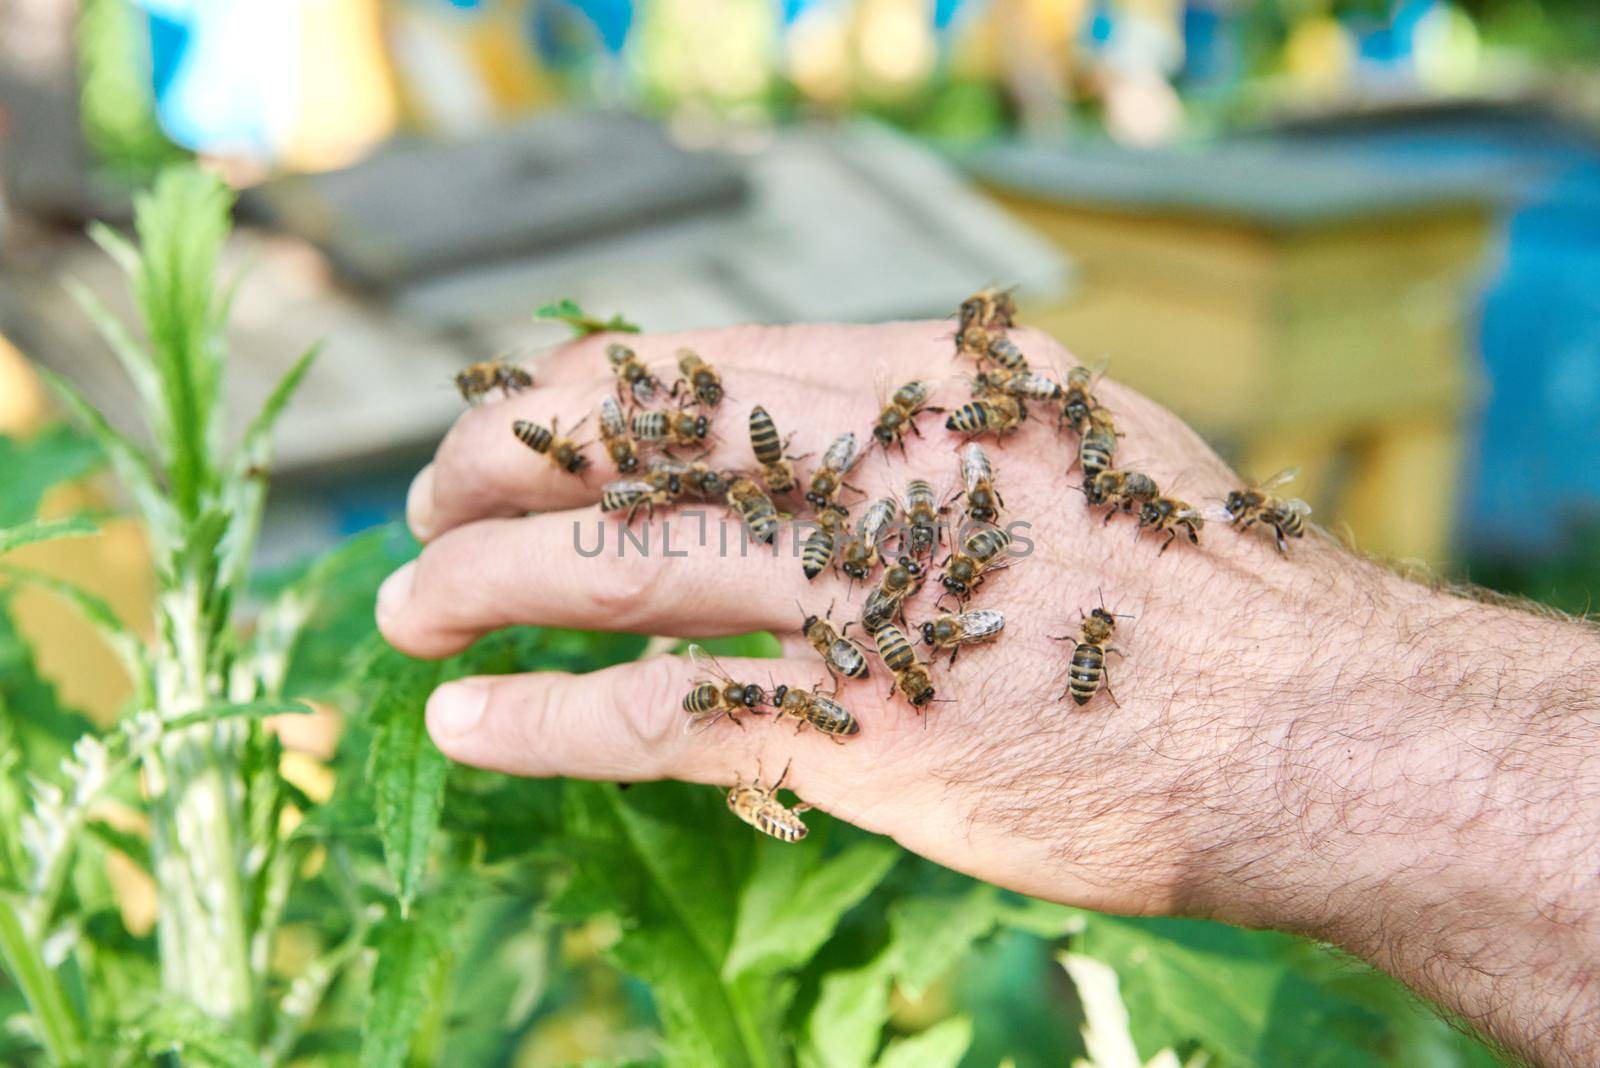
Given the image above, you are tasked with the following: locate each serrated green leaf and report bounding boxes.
[113,993,263,1068]
[128,166,235,520]
[362,898,454,1068]
[534,297,641,336]
[559,781,782,1068]
[1076,917,1283,1065]
[0,562,150,700]
[875,1016,972,1068]
[799,950,895,1068]
[0,516,98,555]
[366,654,446,914]
[0,592,96,780]
[0,424,103,528]
[724,838,898,979]
[62,274,164,427]
[218,341,320,598]
[35,365,179,554]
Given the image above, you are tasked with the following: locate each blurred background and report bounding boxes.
[0,1,1596,1059]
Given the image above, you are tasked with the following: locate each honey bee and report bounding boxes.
[946,394,1024,439]
[1137,494,1204,553]
[806,432,863,512]
[1078,408,1118,477]
[749,405,803,496]
[1062,359,1108,434]
[598,395,641,474]
[631,406,711,448]
[975,368,1064,405]
[771,681,860,740]
[601,478,676,523]
[839,497,898,582]
[1050,602,1129,707]
[873,623,936,708]
[873,380,944,455]
[861,556,924,633]
[1213,468,1312,554]
[903,479,942,558]
[726,476,781,544]
[959,286,1017,333]
[682,645,769,733]
[512,417,589,474]
[955,322,992,361]
[939,524,1012,600]
[799,604,871,680]
[986,334,1028,372]
[649,456,727,500]
[920,609,1005,665]
[674,348,723,408]
[801,505,849,580]
[606,342,660,405]
[727,761,811,843]
[455,360,532,403]
[960,443,1003,525]
[1082,468,1158,523]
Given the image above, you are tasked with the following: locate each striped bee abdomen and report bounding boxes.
[1069,642,1105,705]
[513,420,553,453]
[749,406,783,464]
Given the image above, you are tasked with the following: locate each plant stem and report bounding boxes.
[0,893,85,1066]
[147,584,255,1026]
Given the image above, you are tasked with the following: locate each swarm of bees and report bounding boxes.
[451,286,1316,843]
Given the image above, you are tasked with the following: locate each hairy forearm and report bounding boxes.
[1190,553,1600,1065]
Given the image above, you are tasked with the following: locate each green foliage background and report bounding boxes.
[0,168,1519,1066]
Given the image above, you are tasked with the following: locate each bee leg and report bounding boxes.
[1103,672,1121,708]
[1159,533,1175,554]
[1272,525,1289,554]
[793,802,813,815]
[948,647,960,668]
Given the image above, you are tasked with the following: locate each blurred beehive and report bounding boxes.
[974,141,1500,566]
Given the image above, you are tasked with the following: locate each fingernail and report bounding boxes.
[428,679,489,740]
[376,562,416,624]
[406,464,436,541]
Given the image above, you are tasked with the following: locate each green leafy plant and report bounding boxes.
[535,298,642,337]
[0,166,1510,1066]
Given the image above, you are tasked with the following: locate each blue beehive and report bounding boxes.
[1266,106,1600,557]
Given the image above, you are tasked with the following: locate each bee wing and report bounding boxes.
[599,395,627,436]
[605,478,655,494]
[824,432,861,474]
[649,454,689,474]
[1258,466,1301,491]
[687,643,735,685]
[683,709,729,736]
[1283,497,1313,517]
[1085,355,1111,383]
[1201,504,1237,522]
[956,609,1005,640]
[860,497,898,541]
[960,442,991,492]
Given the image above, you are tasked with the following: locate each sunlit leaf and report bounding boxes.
[361,897,454,1068]
[724,838,898,979]
[534,297,641,337]
[875,1015,973,1068]
[365,651,445,915]
[0,516,98,556]
[0,425,102,529]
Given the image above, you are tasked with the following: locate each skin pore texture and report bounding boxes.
[376,322,1600,1067]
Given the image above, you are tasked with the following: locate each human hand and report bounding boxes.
[376,321,1363,913]
[376,322,1600,1066]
